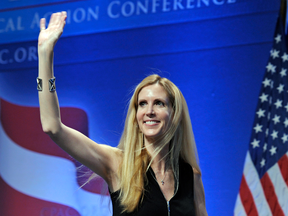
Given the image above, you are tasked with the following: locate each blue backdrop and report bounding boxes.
[0,0,281,215]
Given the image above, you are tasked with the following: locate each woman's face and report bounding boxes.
[136,84,173,143]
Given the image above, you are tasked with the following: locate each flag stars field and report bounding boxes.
[266,62,277,73]
[270,80,274,89]
[272,115,280,124]
[275,34,281,43]
[259,93,268,102]
[256,108,265,118]
[269,146,277,156]
[280,68,287,76]
[281,134,288,143]
[251,139,260,148]
[281,52,288,62]
[274,99,283,109]
[285,103,288,112]
[266,129,269,137]
[269,97,273,105]
[277,84,284,93]
[262,78,271,87]
[253,123,263,133]
[271,130,278,140]
[270,49,280,59]
[260,158,266,167]
[263,143,267,151]
[284,118,288,127]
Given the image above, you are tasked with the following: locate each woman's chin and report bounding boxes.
[143,133,163,142]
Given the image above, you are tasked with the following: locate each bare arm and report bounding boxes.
[38,12,121,190]
[193,170,208,216]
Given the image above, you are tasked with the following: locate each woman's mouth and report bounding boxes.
[144,120,160,125]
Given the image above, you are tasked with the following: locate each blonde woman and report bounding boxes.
[38,11,208,216]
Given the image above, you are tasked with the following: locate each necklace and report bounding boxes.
[161,171,167,185]
[153,169,168,186]
[151,160,171,186]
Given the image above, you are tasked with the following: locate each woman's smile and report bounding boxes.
[137,84,172,142]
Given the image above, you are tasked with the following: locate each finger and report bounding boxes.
[48,12,60,27]
[40,18,46,31]
[60,11,67,28]
[55,12,62,25]
[61,11,67,21]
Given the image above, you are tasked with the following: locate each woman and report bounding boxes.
[38,11,208,216]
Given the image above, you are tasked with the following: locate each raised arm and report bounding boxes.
[38,12,121,190]
[38,12,65,139]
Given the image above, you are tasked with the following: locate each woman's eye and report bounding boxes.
[156,101,164,106]
[139,101,146,107]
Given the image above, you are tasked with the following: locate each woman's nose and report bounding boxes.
[145,104,155,117]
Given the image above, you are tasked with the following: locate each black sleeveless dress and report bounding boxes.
[109,159,195,216]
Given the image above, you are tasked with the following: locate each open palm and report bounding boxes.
[38,11,67,48]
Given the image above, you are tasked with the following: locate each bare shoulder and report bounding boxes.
[97,144,122,155]
[98,144,123,170]
[192,167,201,175]
[89,143,123,173]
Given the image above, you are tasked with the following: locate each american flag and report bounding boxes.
[234,16,288,216]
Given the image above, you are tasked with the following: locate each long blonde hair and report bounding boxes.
[117,74,201,212]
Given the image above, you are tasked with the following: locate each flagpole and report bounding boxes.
[280,0,287,29]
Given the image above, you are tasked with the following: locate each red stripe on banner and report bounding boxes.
[260,173,285,216]
[0,98,88,159]
[239,175,258,216]
[0,176,80,216]
[278,154,288,188]
[0,98,107,194]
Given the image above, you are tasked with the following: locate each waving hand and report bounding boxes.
[38,11,67,49]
